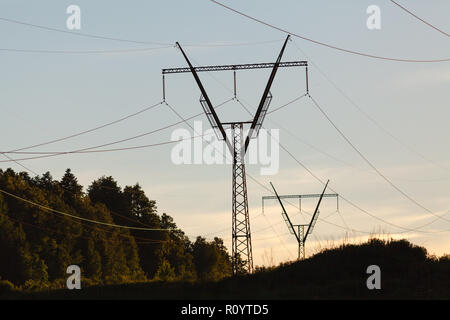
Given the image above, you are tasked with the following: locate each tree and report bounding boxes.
[88,176,128,225]
[122,185,163,278]
[192,237,232,281]
[123,184,157,219]
[60,168,83,204]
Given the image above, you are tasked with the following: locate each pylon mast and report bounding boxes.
[165,36,308,274]
[231,123,253,273]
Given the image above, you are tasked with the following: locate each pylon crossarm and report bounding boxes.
[162,61,307,74]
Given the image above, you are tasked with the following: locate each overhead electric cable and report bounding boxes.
[0,46,173,54]
[4,101,164,153]
[1,153,39,176]
[0,14,284,51]
[390,0,449,37]
[185,50,450,235]
[0,187,173,232]
[163,100,296,259]
[208,0,450,63]
[291,39,450,175]
[233,96,450,234]
[0,16,171,46]
[1,99,233,161]
[307,94,450,224]
[163,97,373,236]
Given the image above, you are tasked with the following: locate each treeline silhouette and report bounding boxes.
[6,238,449,299]
[0,168,234,293]
[1,168,448,299]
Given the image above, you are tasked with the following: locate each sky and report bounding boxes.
[0,0,449,266]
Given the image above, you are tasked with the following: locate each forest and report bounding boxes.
[0,168,235,291]
[1,168,449,300]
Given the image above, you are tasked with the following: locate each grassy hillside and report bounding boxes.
[3,238,449,300]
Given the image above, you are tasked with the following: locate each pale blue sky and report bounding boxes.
[1,0,449,265]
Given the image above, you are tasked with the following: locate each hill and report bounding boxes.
[5,238,449,300]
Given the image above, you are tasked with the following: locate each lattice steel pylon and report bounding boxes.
[269,181,330,260]
[164,35,308,275]
[231,123,253,273]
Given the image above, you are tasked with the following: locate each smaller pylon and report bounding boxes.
[269,181,330,260]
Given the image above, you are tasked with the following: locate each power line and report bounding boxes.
[0,14,284,51]
[191,46,450,234]
[183,39,283,48]
[261,213,295,259]
[390,0,449,37]
[225,94,358,235]
[232,91,356,234]
[263,97,450,234]
[233,97,450,234]
[50,94,443,246]
[0,187,173,231]
[0,16,172,46]
[0,99,234,161]
[1,45,393,250]
[235,98,361,234]
[0,40,286,55]
[4,101,163,153]
[208,0,450,63]
[246,174,371,235]
[199,41,449,184]
[0,101,229,239]
[0,138,192,162]
[307,94,450,224]
[2,6,449,237]
[5,214,168,246]
[211,81,371,234]
[291,39,450,176]
[265,94,307,115]
[4,86,446,238]
[1,153,39,176]
[248,169,450,235]
[0,46,173,54]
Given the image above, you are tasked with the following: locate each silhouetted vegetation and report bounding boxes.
[4,238,450,299]
[1,169,449,300]
[0,168,232,295]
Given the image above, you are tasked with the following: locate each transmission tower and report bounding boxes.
[162,35,308,274]
[266,181,334,260]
